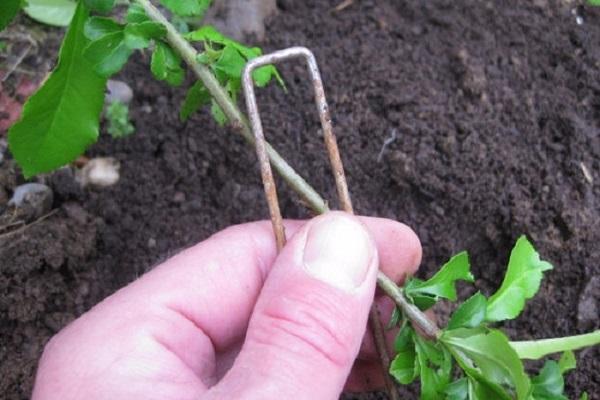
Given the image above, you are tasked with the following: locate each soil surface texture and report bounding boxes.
[1,1,599,399]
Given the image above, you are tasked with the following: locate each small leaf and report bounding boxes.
[253,65,281,87]
[180,80,211,121]
[126,3,149,23]
[211,99,227,125]
[390,348,418,385]
[531,361,568,400]
[445,378,468,400]
[84,16,123,40]
[84,31,133,77]
[151,42,184,86]
[23,0,76,27]
[185,25,229,44]
[394,324,413,352]
[588,0,600,5]
[448,292,487,330]
[1,0,22,31]
[84,0,115,13]
[486,236,553,322]
[105,100,134,138]
[441,328,530,400]
[387,306,401,330]
[404,251,473,305]
[414,334,453,400]
[390,325,418,385]
[159,0,207,17]
[124,21,166,49]
[557,350,576,374]
[580,393,588,400]
[214,45,246,79]
[8,2,107,177]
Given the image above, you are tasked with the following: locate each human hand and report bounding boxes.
[32,212,421,400]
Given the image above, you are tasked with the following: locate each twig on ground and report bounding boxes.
[580,162,593,184]
[377,128,397,163]
[333,0,354,12]
[2,43,31,82]
[0,209,58,240]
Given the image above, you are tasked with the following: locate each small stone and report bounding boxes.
[105,80,133,104]
[172,191,186,203]
[8,183,53,221]
[147,237,157,249]
[77,157,121,188]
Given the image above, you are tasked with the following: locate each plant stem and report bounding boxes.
[135,0,440,362]
[136,0,328,214]
[510,330,600,360]
[377,271,441,339]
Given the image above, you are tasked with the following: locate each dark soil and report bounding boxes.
[1,0,599,399]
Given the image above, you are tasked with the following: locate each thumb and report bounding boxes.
[205,212,379,400]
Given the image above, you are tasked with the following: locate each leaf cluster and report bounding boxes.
[180,26,284,125]
[5,0,283,177]
[105,100,134,138]
[389,236,587,400]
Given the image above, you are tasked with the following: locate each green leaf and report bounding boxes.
[390,347,418,385]
[124,21,166,49]
[1,0,22,31]
[557,350,576,374]
[445,378,468,400]
[588,0,600,5]
[448,292,487,330]
[159,0,209,17]
[126,3,149,23]
[105,100,134,138]
[214,45,246,79]
[405,251,473,306]
[84,16,122,40]
[531,361,568,400]
[253,64,282,87]
[486,236,553,322]
[442,328,530,400]
[23,0,76,27]
[180,80,211,121]
[580,393,588,400]
[394,323,413,352]
[414,334,453,400]
[84,0,115,13]
[387,306,401,329]
[151,42,184,86]
[8,3,107,177]
[84,31,132,77]
[390,325,418,385]
[211,98,227,125]
[186,25,282,87]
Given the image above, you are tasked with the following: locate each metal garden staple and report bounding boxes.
[242,47,400,399]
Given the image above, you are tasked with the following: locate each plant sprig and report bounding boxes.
[6,0,282,176]
[2,2,598,399]
[389,236,599,400]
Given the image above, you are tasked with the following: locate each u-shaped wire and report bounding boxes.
[242,47,401,399]
[242,47,353,251]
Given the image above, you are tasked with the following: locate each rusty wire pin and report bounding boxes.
[242,47,400,399]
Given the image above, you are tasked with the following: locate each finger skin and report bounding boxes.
[32,215,421,399]
[204,212,380,400]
